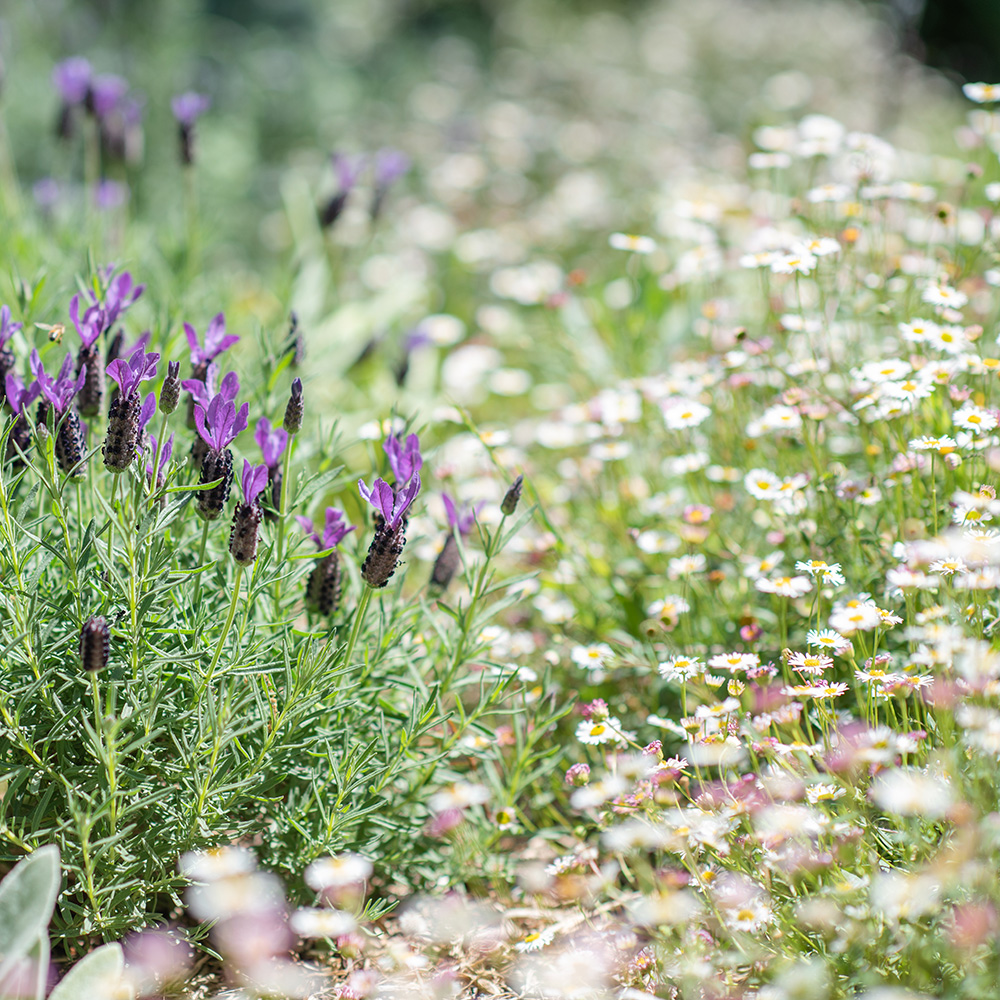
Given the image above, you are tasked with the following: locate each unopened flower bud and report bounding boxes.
[283,378,303,434]
[160,361,181,414]
[80,616,110,672]
[565,763,590,787]
[727,679,745,697]
[500,474,523,516]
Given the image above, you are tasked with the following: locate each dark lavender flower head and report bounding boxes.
[0,305,22,348]
[383,432,422,486]
[334,153,366,192]
[107,346,159,398]
[240,460,270,507]
[358,473,421,531]
[90,74,128,119]
[254,417,288,469]
[185,313,238,366]
[31,350,86,413]
[5,374,41,415]
[53,57,91,105]
[374,148,410,189]
[442,494,482,536]
[91,270,144,331]
[172,92,211,126]
[194,384,249,453]
[297,507,354,550]
[69,294,106,349]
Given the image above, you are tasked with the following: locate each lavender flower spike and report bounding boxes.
[172,92,210,166]
[299,508,354,615]
[185,314,239,368]
[358,474,422,588]
[431,494,481,591]
[229,461,269,565]
[71,293,109,416]
[104,348,159,472]
[31,350,88,476]
[194,377,248,520]
[383,432,422,486]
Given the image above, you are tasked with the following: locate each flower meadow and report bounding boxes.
[5,1,1000,998]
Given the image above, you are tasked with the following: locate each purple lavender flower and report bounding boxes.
[194,389,249,454]
[89,74,128,119]
[172,92,211,127]
[4,374,40,465]
[91,270,144,332]
[239,460,269,507]
[93,180,129,210]
[430,494,481,591]
[297,508,355,551]
[371,148,410,221]
[255,416,289,520]
[103,348,159,472]
[107,329,151,366]
[319,153,366,229]
[230,460,269,565]
[299,508,354,614]
[255,417,288,470]
[5,374,40,416]
[1,305,23,350]
[374,148,410,190]
[383,432,422,486]
[185,314,239,368]
[358,475,421,533]
[52,57,92,106]
[69,295,106,349]
[194,376,248,520]
[172,92,210,166]
[442,494,481,536]
[106,346,159,399]
[358,469,421,589]
[70,294,108,417]
[30,350,88,476]
[146,432,174,493]
[32,350,87,414]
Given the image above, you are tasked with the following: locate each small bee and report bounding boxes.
[36,322,65,345]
